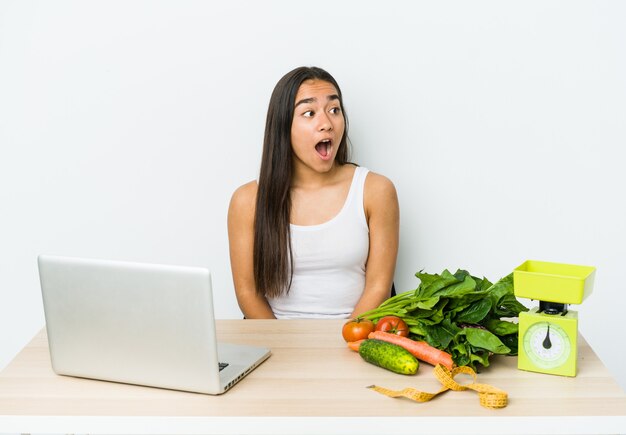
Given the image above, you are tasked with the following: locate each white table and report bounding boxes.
[1,319,625,434]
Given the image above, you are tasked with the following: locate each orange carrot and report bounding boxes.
[368,331,454,370]
[347,339,365,352]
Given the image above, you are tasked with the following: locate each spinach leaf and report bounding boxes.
[446,292,489,315]
[483,318,519,336]
[461,328,511,354]
[436,274,477,298]
[421,319,461,349]
[486,273,515,307]
[408,323,429,337]
[417,269,460,298]
[412,296,441,311]
[494,294,528,317]
[454,298,493,324]
[470,350,491,368]
[453,269,471,280]
[449,342,471,367]
[473,276,493,293]
[499,334,519,355]
[414,270,442,288]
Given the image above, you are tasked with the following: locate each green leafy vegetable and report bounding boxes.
[454,298,493,324]
[461,328,510,354]
[359,270,528,370]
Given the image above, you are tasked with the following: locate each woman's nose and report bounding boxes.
[318,113,332,131]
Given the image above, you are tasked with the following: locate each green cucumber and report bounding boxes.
[358,339,419,375]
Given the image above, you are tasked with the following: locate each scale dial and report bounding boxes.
[523,321,571,369]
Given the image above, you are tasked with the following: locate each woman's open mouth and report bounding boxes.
[315,139,332,160]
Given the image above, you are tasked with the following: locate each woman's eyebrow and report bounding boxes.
[295,94,340,108]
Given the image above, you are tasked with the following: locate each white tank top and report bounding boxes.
[268,166,370,319]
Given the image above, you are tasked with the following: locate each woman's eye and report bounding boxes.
[303,110,314,117]
[330,107,341,114]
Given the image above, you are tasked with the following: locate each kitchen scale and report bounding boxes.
[513,260,596,377]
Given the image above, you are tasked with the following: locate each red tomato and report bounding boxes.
[375,315,409,337]
[342,318,375,342]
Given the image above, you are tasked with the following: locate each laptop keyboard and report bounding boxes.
[218,362,229,371]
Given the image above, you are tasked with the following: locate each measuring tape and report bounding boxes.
[367,364,508,409]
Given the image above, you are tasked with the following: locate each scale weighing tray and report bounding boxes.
[513,260,596,304]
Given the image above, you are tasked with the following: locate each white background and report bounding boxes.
[1,0,625,392]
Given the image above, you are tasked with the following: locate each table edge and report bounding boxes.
[1,415,626,435]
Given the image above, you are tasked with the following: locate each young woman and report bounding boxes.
[228,66,399,319]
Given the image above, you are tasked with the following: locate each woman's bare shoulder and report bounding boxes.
[363,170,399,217]
[364,170,397,198]
[229,180,258,216]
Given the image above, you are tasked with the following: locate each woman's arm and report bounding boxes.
[227,182,276,319]
[350,172,400,318]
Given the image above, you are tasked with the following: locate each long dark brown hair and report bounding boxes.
[254,66,350,298]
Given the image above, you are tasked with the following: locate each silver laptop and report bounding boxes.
[37,255,271,395]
